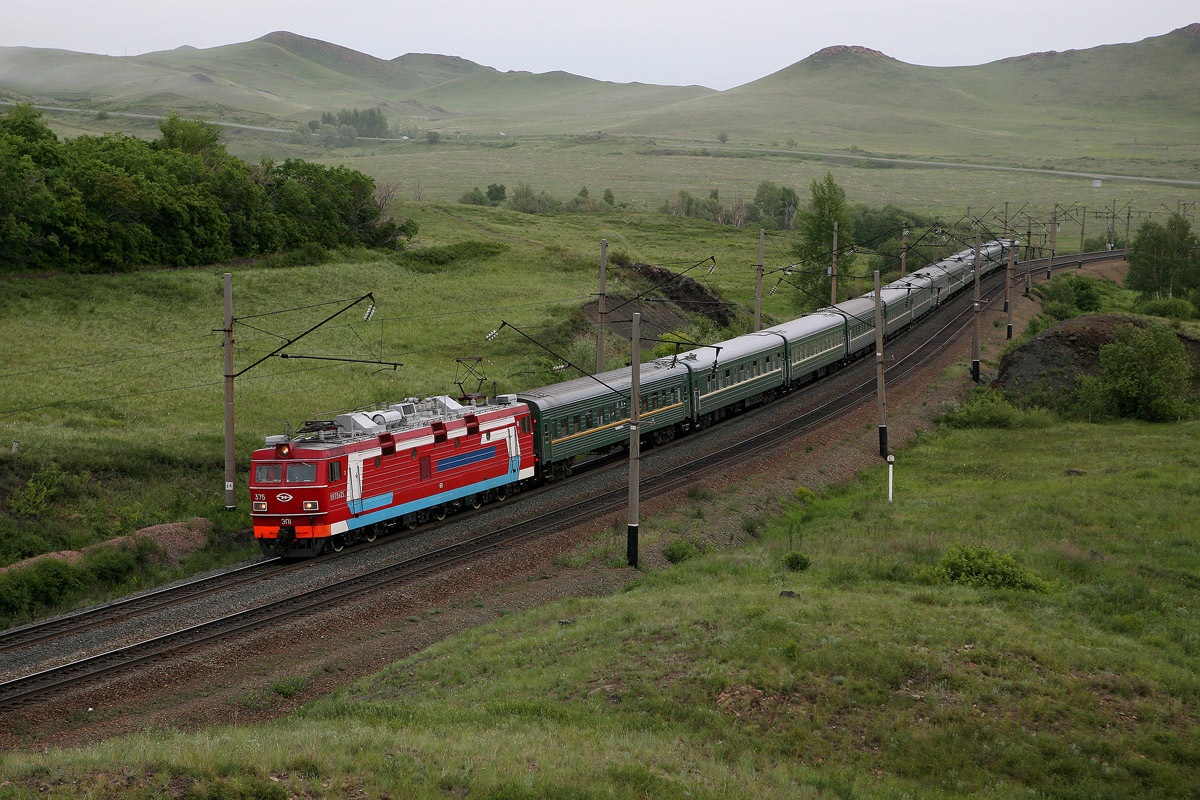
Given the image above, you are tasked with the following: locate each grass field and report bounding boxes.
[2,417,1197,798]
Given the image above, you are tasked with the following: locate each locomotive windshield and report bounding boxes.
[253,462,318,484]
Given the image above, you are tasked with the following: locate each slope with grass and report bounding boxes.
[1,419,1197,798]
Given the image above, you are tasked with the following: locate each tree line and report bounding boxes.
[0,105,415,273]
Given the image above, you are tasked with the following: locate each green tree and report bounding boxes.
[486,183,507,204]
[155,114,223,158]
[751,181,799,230]
[1126,213,1199,300]
[460,187,489,206]
[791,172,855,307]
[1077,324,1194,422]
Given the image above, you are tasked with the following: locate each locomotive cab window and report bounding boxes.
[328,461,343,483]
[285,462,317,484]
[254,464,283,484]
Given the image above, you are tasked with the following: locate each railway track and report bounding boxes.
[0,251,1122,712]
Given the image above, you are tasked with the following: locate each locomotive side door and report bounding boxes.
[347,453,365,514]
[505,425,520,474]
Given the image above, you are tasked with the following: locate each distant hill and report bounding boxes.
[1,25,1197,173]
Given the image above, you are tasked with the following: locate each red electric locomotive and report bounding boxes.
[250,395,536,557]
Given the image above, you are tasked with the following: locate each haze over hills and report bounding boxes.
[1,24,1198,179]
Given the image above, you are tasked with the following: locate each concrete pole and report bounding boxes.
[1047,206,1057,280]
[830,222,838,306]
[627,312,640,568]
[1006,244,1015,340]
[223,273,237,511]
[597,240,607,374]
[1079,206,1086,267]
[873,270,887,458]
[900,224,908,277]
[753,229,764,332]
[971,235,981,383]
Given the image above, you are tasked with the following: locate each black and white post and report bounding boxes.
[874,270,888,458]
[971,234,982,383]
[627,312,641,568]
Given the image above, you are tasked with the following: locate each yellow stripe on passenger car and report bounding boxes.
[550,402,684,446]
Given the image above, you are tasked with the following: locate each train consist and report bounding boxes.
[250,240,1013,557]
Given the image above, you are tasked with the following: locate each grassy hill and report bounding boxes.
[3,25,1199,179]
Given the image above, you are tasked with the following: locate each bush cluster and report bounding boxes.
[928,544,1048,592]
[936,388,1056,429]
[0,537,160,625]
[781,551,811,572]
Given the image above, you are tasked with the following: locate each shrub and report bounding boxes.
[782,551,811,572]
[663,540,701,564]
[937,388,1054,429]
[1134,297,1193,320]
[793,486,816,504]
[0,559,88,621]
[929,544,1047,592]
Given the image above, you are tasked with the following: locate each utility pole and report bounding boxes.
[873,270,887,458]
[627,312,640,568]
[597,240,608,374]
[1005,244,1015,340]
[1047,206,1057,280]
[971,235,982,383]
[1079,206,1086,267]
[753,229,764,331]
[1024,223,1033,293]
[1002,203,1010,313]
[900,224,908,277]
[830,222,838,305]
[223,273,236,510]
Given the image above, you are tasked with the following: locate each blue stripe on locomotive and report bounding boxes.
[438,446,496,472]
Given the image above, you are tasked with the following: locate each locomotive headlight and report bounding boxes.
[275,442,292,458]
[252,501,268,512]
[302,500,320,511]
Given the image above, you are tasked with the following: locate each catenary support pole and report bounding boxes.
[874,270,888,458]
[627,312,640,568]
[1006,243,1015,340]
[597,240,607,374]
[971,235,981,383]
[830,222,838,306]
[223,273,236,510]
[753,229,764,332]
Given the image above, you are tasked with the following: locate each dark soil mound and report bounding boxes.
[995,313,1200,406]
[622,262,739,328]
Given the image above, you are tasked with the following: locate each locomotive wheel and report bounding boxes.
[404,516,418,531]
[329,535,345,553]
[364,527,377,543]
[433,504,447,521]
[495,485,508,501]
[469,494,482,510]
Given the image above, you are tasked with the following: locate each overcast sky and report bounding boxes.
[3,1,1195,90]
